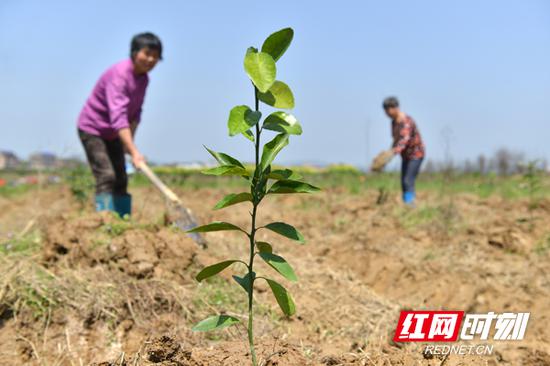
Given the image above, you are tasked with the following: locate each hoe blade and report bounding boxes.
[167,201,207,248]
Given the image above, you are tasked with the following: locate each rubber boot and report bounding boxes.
[113,194,132,218]
[95,193,114,212]
[403,191,416,206]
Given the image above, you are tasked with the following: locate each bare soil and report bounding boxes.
[1,185,549,365]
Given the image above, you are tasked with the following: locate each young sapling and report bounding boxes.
[188,27,319,366]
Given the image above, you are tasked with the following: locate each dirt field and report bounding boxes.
[1,181,550,365]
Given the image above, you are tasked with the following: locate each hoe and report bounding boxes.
[137,161,206,247]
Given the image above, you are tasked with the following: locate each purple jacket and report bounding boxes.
[78,59,148,140]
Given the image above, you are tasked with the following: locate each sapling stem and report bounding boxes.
[246,87,261,366]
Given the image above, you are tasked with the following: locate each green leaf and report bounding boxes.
[264,222,305,243]
[256,241,273,253]
[263,112,302,135]
[244,50,276,93]
[192,315,240,331]
[196,260,240,282]
[233,272,255,295]
[188,221,245,233]
[268,169,302,181]
[202,165,249,177]
[214,192,253,210]
[265,278,296,316]
[261,28,294,62]
[259,252,297,282]
[258,81,295,109]
[268,180,320,194]
[228,105,261,137]
[204,146,244,168]
[242,129,255,142]
[260,133,289,172]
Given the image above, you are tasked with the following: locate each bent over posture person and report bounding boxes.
[77,32,162,216]
[383,97,425,205]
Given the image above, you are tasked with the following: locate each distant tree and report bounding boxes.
[423,159,436,173]
[513,153,526,174]
[541,159,548,173]
[477,154,486,175]
[494,148,511,175]
[493,148,525,175]
[463,159,474,173]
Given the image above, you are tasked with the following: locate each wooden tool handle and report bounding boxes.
[137,161,181,203]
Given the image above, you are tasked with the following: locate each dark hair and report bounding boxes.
[130,32,163,60]
[383,96,399,109]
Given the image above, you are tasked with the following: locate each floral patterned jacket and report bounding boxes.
[392,115,425,160]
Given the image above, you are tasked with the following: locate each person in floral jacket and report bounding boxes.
[383,96,425,205]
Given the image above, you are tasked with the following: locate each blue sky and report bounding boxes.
[1,0,549,167]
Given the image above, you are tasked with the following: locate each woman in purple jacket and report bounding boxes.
[77,32,161,217]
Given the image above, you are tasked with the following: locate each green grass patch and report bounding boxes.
[534,234,550,255]
[21,268,59,318]
[0,184,35,198]
[397,205,440,229]
[4,165,549,200]
[132,167,550,200]
[0,230,41,255]
[99,214,159,237]
[192,276,282,331]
